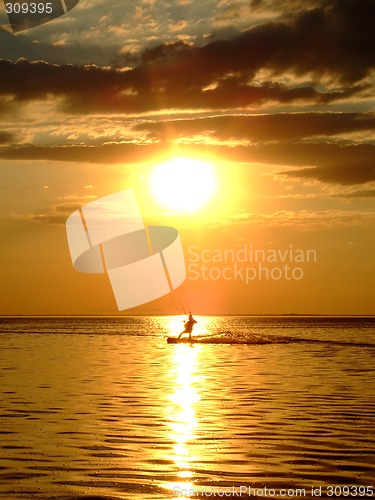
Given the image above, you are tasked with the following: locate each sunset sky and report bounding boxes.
[0,0,374,315]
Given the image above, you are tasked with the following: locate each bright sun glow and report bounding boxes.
[150,157,217,212]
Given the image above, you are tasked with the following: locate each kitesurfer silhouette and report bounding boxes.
[178,313,197,340]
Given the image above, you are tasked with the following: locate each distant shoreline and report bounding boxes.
[1,314,375,318]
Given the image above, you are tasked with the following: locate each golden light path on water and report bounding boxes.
[169,346,199,475]
[162,316,207,498]
[1,317,375,498]
[168,346,200,498]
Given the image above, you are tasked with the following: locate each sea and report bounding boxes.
[0,316,374,500]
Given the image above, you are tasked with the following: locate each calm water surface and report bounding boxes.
[0,317,374,499]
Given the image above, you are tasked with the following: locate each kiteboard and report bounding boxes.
[167,337,198,344]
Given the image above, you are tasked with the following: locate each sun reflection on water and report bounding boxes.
[165,343,201,496]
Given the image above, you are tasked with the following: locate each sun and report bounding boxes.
[150,157,217,212]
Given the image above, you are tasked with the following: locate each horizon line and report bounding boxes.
[1,314,375,318]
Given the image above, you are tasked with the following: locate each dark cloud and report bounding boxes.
[137,0,375,97]
[249,0,375,84]
[13,202,90,226]
[280,164,375,186]
[1,140,374,186]
[0,59,127,104]
[0,0,374,114]
[136,112,375,142]
[13,212,67,225]
[204,141,375,185]
[0,142,166,163]
[140,0,375,85]
[0,132,15,144]
[275,143,375,185]
[337,190,375,198]
[1,0,373,189]
[250,0,263,9]
[251,0,323,14]
[0,59,359,115]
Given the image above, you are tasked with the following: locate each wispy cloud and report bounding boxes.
[224,209,375,228]
[1,140,375,186]
[135,112,375,142]
[335,189,375,198]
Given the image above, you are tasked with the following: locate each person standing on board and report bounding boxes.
[178,313,197,340]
